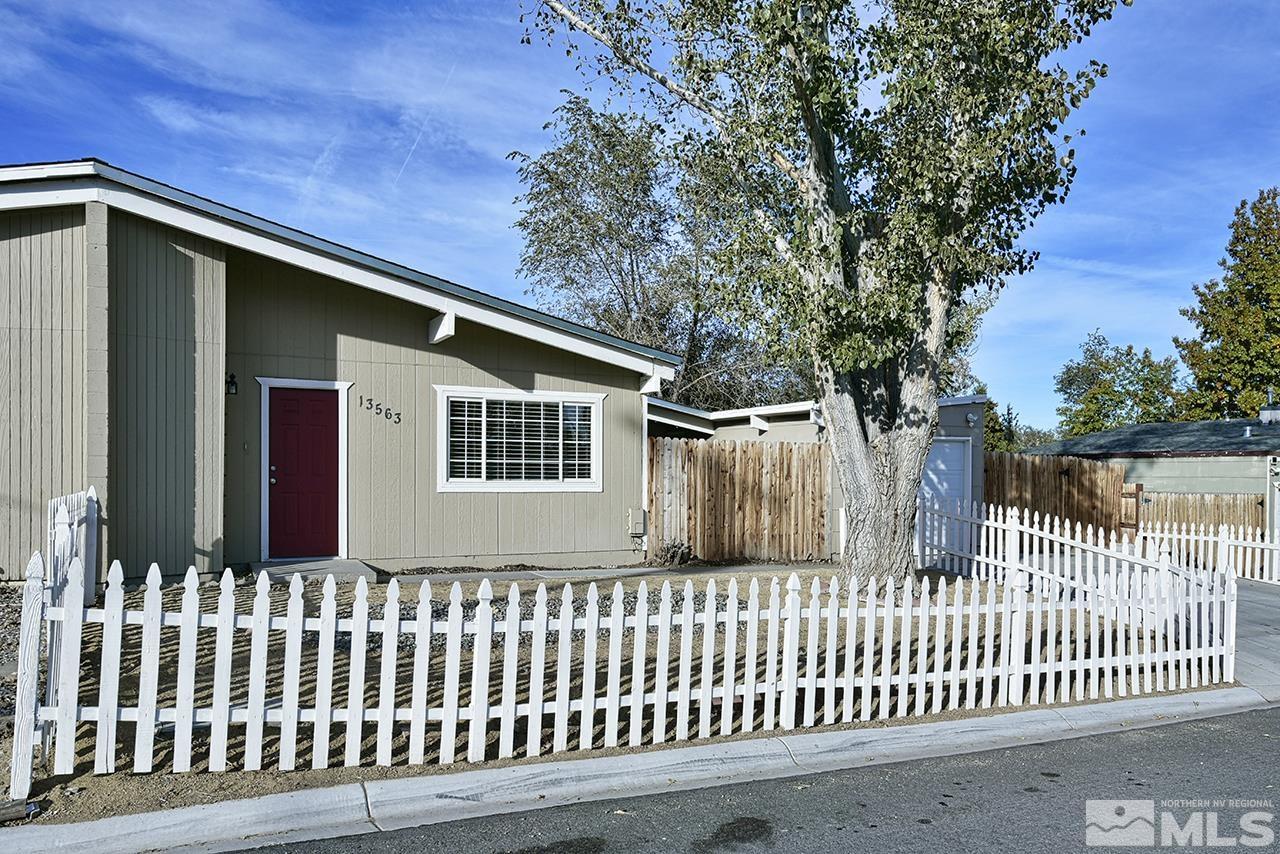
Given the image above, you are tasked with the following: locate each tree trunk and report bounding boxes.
[822,270,952,589]
[824,374,938,587]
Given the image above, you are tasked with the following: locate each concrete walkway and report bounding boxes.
[1234,578,1280,701]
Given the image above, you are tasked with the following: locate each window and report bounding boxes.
[437,386,605,492]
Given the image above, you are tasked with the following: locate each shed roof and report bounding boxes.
[1027,419,1280,457]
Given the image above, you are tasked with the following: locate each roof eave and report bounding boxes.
[0,159,681,376]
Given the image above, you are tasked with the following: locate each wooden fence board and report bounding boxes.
[646,438,828,562]
[984,452,1126,533]
[1141,492,1264,531]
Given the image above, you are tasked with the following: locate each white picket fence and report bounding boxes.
[8,512,1236,801]
[42,488,101,760]
[46,487,100,608]
[918,500,1279,587]
[1135,520,1280,585]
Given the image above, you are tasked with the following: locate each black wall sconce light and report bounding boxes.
[226,373,238,396]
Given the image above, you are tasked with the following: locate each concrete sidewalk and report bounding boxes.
[1234,578,1280,701]
[6,685,1273,853]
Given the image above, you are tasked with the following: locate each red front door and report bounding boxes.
[269,387,339,558]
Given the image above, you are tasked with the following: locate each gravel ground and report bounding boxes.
[0,585,23,717]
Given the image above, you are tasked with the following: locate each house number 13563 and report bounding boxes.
[359,395,402,424]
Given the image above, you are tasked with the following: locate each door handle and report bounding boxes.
[270,477,277,485]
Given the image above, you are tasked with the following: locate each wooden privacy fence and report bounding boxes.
[1140,492,1265,531]
[646,437,829,562]
[984,452,1126,534]
[10,528,1235,800]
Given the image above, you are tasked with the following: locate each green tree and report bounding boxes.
[939,288,998,397]
[1054,330,1177,437]
[1175,187,1280,420]
[975,383,1056,452]
[530,0,1124,582]
[511,96,810,410]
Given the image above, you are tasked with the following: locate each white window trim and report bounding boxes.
[434,384,607,493]
[257,377,354,561]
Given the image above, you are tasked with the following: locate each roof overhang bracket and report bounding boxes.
[428,310,456,344]
[750,414,770,433]
[640,373,663,395]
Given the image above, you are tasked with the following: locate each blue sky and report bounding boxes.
[2,1,1278,428]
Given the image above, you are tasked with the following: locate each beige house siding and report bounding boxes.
[107,211,226,579]
[223,249,645,569]
[0,206,86,580]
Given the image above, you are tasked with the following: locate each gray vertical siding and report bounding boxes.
[223,249,645,568]
[0,207,86,580]
[1108,455,1266,494]
[84,203,110,543]
[107,211,226,579]
[938,401,985,505]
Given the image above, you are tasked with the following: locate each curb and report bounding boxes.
[6,686,1273,852]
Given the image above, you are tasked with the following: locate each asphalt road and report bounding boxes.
[263,708,1280,854]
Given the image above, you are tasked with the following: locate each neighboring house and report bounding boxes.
[645,395,987,558]
[0,159,679,581]
[1027,406,1280,529]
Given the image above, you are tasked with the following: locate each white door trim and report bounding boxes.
[257,377,354,561]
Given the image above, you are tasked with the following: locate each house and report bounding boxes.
[1026,406,1280,531]
[645,394,987,558]
[0,159,680,581]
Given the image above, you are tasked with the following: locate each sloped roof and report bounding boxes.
[1027,419,1280,457]
[0,158,680,376]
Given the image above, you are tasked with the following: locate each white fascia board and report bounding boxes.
[0,170,678,379]
[0,161,98,183]
[0,180,100,211]
[711,395,987,422]
[646,412,715,436]
[710,400,818,421]
[939,394,989,407]
[646,397,713,418]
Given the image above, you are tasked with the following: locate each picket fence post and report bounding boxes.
[8,553,44,801]
[469,579,494,763]
[52,557,85,775]
[1215,524,1231,577]
[1004,507,1020,585]
[780,574,802,729]
[42,504,73,762]
[96,561,125,774]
